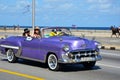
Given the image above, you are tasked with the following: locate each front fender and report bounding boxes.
[41,41,71,60]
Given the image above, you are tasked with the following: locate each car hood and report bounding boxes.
[43,36,96,50]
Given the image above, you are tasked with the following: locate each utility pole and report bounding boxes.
[32,0,35,32]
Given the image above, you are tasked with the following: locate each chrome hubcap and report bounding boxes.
[48,54,57,70]
[7,49,14,62]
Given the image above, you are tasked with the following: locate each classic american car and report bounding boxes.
[0,27,102,71]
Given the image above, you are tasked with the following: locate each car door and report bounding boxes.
[21,37,42,60]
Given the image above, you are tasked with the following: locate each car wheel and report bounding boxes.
[82,61,96,69]
[6,49,17,63]
[47,54,60,71]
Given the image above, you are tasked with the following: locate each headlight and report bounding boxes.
[95,42,102,49]
[63,45,70,52]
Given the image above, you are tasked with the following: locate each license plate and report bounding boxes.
[81,57,95,61]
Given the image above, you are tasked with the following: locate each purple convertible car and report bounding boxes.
[0,27,102,71]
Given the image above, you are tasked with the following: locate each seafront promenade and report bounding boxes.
[0,29,120,50]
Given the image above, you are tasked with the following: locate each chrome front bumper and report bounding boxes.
[59,55,102,63]
[59,50,102,63]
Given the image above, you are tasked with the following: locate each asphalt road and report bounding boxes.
[0,49,120,80]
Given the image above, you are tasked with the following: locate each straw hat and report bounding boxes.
[35,26,39,30]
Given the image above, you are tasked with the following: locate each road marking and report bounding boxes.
[97,63,120,69]
[0,68,45,80]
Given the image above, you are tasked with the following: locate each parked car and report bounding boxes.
[0,27,102,71]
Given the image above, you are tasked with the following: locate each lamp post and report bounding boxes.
[32,0,35,32]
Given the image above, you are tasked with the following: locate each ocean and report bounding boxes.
[0,25,110,30]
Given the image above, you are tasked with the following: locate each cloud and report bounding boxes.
[87,0,113,13]
[87,0,110,3]
[44,0,59,3]
[58,3,74,10]
[0,0,31,14]
[16,0,31,10]
[38,0,77,16]
[0,4,7,10]
[44,0,72,3]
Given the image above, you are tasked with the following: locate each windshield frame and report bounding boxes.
[41,27,72,38]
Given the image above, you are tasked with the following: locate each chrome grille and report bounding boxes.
[68,50,96,59]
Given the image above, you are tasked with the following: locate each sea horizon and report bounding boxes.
[0,25,111,30]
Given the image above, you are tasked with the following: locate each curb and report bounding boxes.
[101,46,120,50]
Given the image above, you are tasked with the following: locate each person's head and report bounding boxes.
[23,28,30,36]
[34,26,40,35]
[52,29,57,33]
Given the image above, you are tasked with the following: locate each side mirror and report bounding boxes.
[26,37,33,41]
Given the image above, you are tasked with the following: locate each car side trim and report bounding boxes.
[19,56,45,63]
[0,45,19,49]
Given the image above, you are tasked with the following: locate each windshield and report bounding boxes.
[42,28,72,38]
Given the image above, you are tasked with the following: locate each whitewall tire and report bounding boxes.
[6,49,17,63]
[47,54,60,71]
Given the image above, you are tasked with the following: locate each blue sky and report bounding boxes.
[0,0,120,27]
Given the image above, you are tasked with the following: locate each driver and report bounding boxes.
[49,29,57,36]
